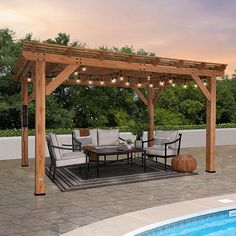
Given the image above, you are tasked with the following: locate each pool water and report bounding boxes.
[136,208,236,236]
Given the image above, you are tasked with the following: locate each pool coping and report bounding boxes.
[62,193,236,236]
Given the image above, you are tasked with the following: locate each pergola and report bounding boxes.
[13,41,227,195]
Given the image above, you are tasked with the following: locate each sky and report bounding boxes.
[0,0,235,76]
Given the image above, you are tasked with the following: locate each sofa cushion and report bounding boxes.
[154,130,179,149]
[49,133,63,160]
[75,136,92,147]
[89,129,98,146]
[56,152,87,167]
[97,129,119,146]
[144,145,177,156]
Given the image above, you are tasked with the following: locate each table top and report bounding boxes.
[84,146,144,155]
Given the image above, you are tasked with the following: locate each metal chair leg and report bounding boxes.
[49,163,53,175]
[53,166,56,180]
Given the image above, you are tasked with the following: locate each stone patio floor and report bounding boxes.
[0,145,236,236]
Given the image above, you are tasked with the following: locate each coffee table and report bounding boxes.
[84,147,146,177]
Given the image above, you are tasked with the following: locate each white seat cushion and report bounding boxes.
[56,152,87,167]
[95,145,120,149]
[89,129,98,146]
[97,129,119,146]
[154,130,179,149]
[144,145,177,156]
[74,135,92,147]
[49,133,63,160]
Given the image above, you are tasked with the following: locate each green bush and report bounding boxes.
[1,123,236,137]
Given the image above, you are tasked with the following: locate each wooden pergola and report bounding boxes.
[13,41,227,195]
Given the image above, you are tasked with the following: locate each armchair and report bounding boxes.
[142,130,182,170]
[46,133,89,180]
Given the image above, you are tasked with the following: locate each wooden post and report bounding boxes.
[147,87,154,146]
[206,76,216,172]
[34,59,46,195]
[21,78,29,167]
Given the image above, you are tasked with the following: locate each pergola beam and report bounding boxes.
[34,59,46,196]
[191,75,211,101]
[21,78,29,167]
[132,87,147,105]
[22,51,224,77]
[153,86,165,104]
[45,64,79,95]
[206,76,216,172]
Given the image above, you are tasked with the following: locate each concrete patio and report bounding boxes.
[1,145,236,236]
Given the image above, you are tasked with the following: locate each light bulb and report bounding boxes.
[76,79,80,83]
[204,81,207,86]
[126,81,130,86]
[100,80,104,85]
[183,84,187,89]
[160,81,164,86]
[74,71,78,76]
[149,82,153,87]
[119,76,124,81]
[147,75,151,80]
[111,78,116,83]
[82,66,87,71]
[27,78,31,82]
[89,80,93,85]
[169,79,173,84]
[172,83,176,87]
[194,84,198,88]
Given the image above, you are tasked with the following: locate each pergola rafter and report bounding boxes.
[13,41,227,195]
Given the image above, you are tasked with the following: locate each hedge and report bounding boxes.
[1,123,236,137]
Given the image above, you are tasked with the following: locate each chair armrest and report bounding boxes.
[62,144,74,146]
[51,145,82,151]
[142,138,154,148]
[119,137,126,142]
[164,134,182,154]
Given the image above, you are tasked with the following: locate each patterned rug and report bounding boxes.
[46,159,197,192]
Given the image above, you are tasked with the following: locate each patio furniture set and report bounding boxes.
[46,129,183,180]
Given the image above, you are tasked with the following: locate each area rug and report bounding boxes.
[46,159,197,192]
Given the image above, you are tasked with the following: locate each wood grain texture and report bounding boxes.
[206,76,216,172]
[35,60,46,195]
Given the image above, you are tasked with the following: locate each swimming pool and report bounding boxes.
[125,206,236,236]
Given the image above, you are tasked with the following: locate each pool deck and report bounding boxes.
[62,193,236,236]
[1,145,236,235]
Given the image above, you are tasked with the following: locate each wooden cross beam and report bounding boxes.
[45,64,80,95]
[152,86,165,104]
[132,87,147,105]
[191,75,211,101]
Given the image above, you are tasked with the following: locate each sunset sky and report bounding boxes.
[1,0,235,76]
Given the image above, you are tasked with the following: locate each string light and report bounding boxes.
[74,71,79,76]
[147,75,151,80]
[89,75,93,84]
[126,80,130,86]
[111,77,116,83]
[169,79,173,84]
[27,78,31,82]
[194,84,198,88]
[149,81,153,87]
[76,79,80,83]
[82,66,87,71]
[183,80,187,89]
[138,78,142,87]
[204,80,207,86]
[119,71,124,81]
[160,80,164,86]
[172,80,176,87]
